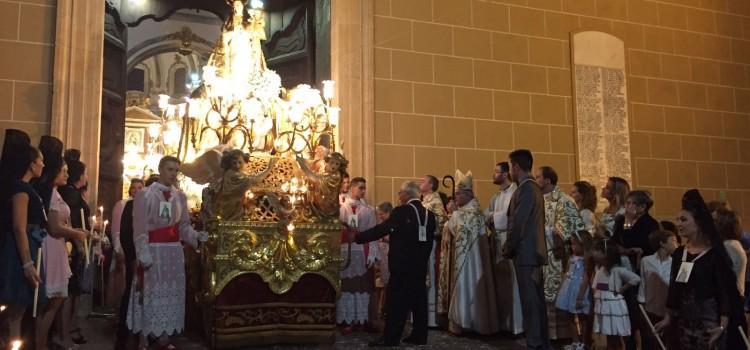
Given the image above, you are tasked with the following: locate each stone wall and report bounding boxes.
[0,0,56,146]
[372,0,750,224]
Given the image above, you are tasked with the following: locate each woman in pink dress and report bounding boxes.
[33,136,88,350]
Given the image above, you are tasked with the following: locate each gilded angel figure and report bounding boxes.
[296,152,348,220]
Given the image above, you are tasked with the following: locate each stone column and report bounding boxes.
[331,0,375,198]
[51,0,106,204]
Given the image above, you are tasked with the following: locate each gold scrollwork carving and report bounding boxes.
[207,221,342,297]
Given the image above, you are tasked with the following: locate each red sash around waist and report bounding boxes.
[149,224,179,243]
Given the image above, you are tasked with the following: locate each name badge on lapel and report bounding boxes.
[159,201,172,220]
[675,262,693,283]
[409,202,429,242]
[676,247,709,284]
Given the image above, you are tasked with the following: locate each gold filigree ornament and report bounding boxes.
[205,221,342,298]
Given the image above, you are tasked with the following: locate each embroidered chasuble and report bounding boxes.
[542,186,585,339]
[438,198,499,334]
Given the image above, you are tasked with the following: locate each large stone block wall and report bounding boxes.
[372,0,750,225]
[0,0,56,146]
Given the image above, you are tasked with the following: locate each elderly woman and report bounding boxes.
[656,189,744,350]
[613,190,660,267]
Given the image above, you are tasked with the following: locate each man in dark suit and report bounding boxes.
[502,149,552,350]
[115,175,156,350]
[350,180,436,347]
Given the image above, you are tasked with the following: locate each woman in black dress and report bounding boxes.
[0,139,46,343]
[58,149,91,345]
[655,189,743,349]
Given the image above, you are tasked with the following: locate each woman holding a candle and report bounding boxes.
[59,149,98,345]
[0,129,47,344]
[33,136,89,349]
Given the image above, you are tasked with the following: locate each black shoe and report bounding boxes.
[368,338,399,347]
[70,328,88,344]
[402,336,426,345]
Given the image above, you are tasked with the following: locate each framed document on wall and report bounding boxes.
[570,31,633,209]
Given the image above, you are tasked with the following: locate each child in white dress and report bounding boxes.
[591,239,641,350]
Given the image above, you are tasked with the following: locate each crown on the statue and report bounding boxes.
[456,169,474,192]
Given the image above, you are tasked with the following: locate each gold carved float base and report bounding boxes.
[201,220,342,348]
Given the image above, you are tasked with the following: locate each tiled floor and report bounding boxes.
[78,316,530,349]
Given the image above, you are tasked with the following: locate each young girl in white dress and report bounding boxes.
[591,239,641,350]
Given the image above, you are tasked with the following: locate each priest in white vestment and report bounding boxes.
[127,157,207,349]
[442,170,499,335]
[338,177,378,330]
[485,162,523,335]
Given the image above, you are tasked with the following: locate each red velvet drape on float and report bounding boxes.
[210,273,337,347]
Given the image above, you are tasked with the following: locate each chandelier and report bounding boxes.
[155,0,340,164]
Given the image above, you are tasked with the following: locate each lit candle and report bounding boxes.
[79,209,85,231]
[329,107,340,126]
[86,216,95,266]
[98,206,104,219]
[11,340,21,350]
[80,209,89,266]
[286,223,295,232]
[322,80,335,101]
[251,0,264,10]
[0,305,6,312]
[158,94,170,110]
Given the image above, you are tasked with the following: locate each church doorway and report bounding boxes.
[99,0,331,215]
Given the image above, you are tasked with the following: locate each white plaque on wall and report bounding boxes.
[571,31,633,206]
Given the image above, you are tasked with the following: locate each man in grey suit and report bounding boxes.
[502,149,552,350]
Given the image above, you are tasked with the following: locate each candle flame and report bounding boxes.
[11,340,22,350]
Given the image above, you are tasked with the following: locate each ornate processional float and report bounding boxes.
[131,0,346,347]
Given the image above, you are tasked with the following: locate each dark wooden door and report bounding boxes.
[120,0,330,86]
[99,7,127,218]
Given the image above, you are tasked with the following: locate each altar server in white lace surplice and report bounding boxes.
[127,156,207,350]
[338,177,379,331]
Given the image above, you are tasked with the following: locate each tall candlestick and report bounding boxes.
[32,247,42,318]
[79,209,85,230]
[86,216,95,266]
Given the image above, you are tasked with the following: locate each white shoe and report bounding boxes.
[563,342,585,350]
